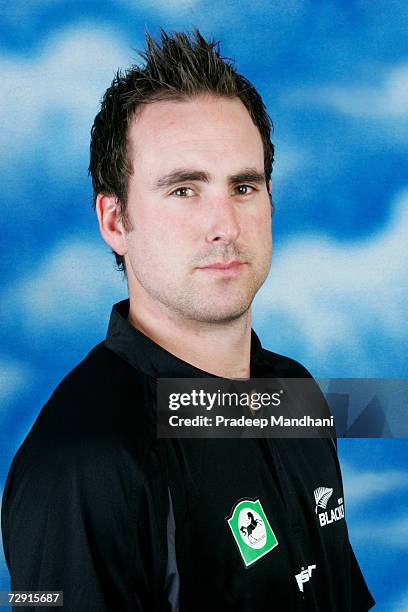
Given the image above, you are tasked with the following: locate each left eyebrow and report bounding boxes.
[227,169,266,186]
[152,167,266,191]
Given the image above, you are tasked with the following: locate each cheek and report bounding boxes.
[131,211,169,248]
[129,213,193,268]
[250,219,272,269]
[248,208,272,245]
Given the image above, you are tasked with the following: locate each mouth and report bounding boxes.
[199,260,243,270]
[197,260,246,276]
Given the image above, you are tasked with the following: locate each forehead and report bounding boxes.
[127,95,264,176]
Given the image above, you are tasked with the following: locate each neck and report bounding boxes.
[127,292,252,380]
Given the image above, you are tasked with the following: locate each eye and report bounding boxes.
[171,186,195,197]
[235,184,256,196]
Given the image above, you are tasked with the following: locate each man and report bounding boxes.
[2,29,374,610]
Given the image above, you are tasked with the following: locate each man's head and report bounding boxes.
[90,29,274,325]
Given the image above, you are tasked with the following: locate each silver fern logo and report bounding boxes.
[314,487,333,514]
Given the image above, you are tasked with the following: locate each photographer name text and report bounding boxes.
[167,414,334,429]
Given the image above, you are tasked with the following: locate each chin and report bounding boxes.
[191,302,252,324]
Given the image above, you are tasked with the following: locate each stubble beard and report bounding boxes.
[132,263,270,325]
[175,273,267,323]
[128,240,272,325]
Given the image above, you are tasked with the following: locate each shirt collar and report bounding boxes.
[105,299,264,379]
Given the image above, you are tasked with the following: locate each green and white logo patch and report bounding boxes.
[227,499,278,567]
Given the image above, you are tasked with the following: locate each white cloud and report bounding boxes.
[5,239,126,337]
[273,141,309,183]
[394,591,408,611]
[350,514,408,549]
[284,63,408,118]
[0,360,32,408]
[341,463,408,506]
[0,24,131,170]
[253,188,408,375]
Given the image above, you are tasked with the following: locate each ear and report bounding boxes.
[95,194,127,257]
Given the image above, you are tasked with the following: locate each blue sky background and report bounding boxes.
[0,1,407,609]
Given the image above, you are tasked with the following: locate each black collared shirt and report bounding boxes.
[2,300,375,611]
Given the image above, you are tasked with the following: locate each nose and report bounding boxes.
[204,196,240,245]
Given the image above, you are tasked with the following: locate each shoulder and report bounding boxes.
[1,343,169,588]
[255,344,338,452]
[256,345,315,379]
[9,342,157,486]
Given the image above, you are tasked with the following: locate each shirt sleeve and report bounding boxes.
[325,438,375,611]
[1,434,169,612]
[349,542,376,611]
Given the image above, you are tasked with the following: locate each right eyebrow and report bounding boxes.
[153,169,210,191]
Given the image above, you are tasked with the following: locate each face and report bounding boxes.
[123,95,272,324]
